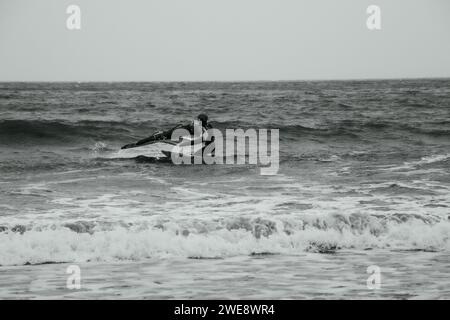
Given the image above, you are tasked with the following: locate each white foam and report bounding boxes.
[418,153,450,165]
[384,153,450,171]
[0,219,449,266]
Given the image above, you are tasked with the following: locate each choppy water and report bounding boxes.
[0,80,449,299]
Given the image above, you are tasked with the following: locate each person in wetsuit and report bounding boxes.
[193,113,214,149]
[166,113,212,139]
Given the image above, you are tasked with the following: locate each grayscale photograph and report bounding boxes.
[0,0,449,303]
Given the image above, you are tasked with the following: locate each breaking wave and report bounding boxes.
[1,214,449,266]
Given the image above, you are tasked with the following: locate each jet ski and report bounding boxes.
[116,137,204,159]
[116,126,204,160]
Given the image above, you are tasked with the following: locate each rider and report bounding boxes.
[186,113,212,136]
[188,113,214,147]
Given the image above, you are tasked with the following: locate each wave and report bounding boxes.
[415,154,450,166]
[212,121,362,141]
[212,120,450,140]
[404,127,450,137]
[382,153,450,172]
[0,119,355,146]
[1,117,449,147]
[0,118,216,145]
[0,119,137,145]
[1,214,448,266]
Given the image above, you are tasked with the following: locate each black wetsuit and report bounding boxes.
[178,122,214,148]
[179,122,212,136]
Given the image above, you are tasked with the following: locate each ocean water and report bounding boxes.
[0,80,449,299]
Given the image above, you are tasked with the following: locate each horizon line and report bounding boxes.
[1,76,449,84]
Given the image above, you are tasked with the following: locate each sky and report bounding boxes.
[0,0,449,81]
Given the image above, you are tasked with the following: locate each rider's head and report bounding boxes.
[197,113,208,126]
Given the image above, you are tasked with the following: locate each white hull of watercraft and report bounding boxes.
[112,139,204,159]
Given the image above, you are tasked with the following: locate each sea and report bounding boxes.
[0,79,449,299]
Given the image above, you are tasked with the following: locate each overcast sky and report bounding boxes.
[0,0,449,81]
